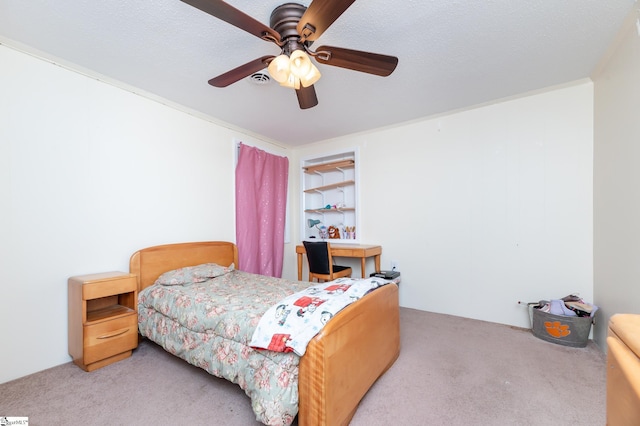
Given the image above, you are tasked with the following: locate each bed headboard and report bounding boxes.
[129,241,239,292]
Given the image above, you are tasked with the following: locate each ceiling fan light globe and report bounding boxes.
[280,74,301,90]
[300,63,321,87]
[289,50,312,78]
[268,54,291,83]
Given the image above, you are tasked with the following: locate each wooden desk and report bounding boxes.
[296,244,382,281]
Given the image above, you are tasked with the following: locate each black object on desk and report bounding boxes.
[370,270,400,280]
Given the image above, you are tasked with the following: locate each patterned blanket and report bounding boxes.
[138,268,310,426]
[250,277,391,356]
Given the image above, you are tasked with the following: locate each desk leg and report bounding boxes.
[374,254,381,273]
[360,258,366,278]
[297,253,303,281]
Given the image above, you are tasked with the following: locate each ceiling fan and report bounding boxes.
[181,0,399,109]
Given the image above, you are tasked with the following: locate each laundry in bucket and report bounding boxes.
[535,294,598,318]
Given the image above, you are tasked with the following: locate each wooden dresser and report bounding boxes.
[606,313,640,425]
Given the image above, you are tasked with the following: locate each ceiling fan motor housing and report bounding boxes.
[270,3,309,53]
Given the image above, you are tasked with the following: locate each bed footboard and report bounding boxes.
[298,283,400,426]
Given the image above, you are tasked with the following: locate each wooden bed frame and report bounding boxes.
[130,241,400,426]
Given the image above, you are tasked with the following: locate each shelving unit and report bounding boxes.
[301,151,359,242]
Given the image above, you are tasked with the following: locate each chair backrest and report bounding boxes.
[303,241,331,275]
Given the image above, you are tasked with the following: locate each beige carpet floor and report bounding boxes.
[0,307,607,425]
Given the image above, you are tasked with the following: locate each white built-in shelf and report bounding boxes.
[301,152,359,243]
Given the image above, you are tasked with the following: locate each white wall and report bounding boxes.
[0,42,598,384]
[593,10,640,348]
[0,45,287,384]
[293,82,594,329]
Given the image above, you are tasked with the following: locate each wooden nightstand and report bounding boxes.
[68,271,138,372]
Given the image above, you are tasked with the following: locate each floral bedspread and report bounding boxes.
[138,269,310,426]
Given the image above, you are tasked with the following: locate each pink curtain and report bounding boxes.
[235,143,289,277]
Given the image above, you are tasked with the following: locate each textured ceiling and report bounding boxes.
[0,0,635,147]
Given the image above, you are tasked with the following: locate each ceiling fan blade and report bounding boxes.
[314,45,398,76]
[181,0,281,43]
[296,85,319,109]
[297,0,356,42]
[208,56,274,87]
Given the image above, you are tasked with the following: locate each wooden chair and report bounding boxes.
[303,241,352,282]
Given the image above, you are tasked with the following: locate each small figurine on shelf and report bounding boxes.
[344,226,355,240]
[328,226,341,239]
[318,225,328,239]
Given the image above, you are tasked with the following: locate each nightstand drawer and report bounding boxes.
[82,275,136,300]
[83,314,137,365]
